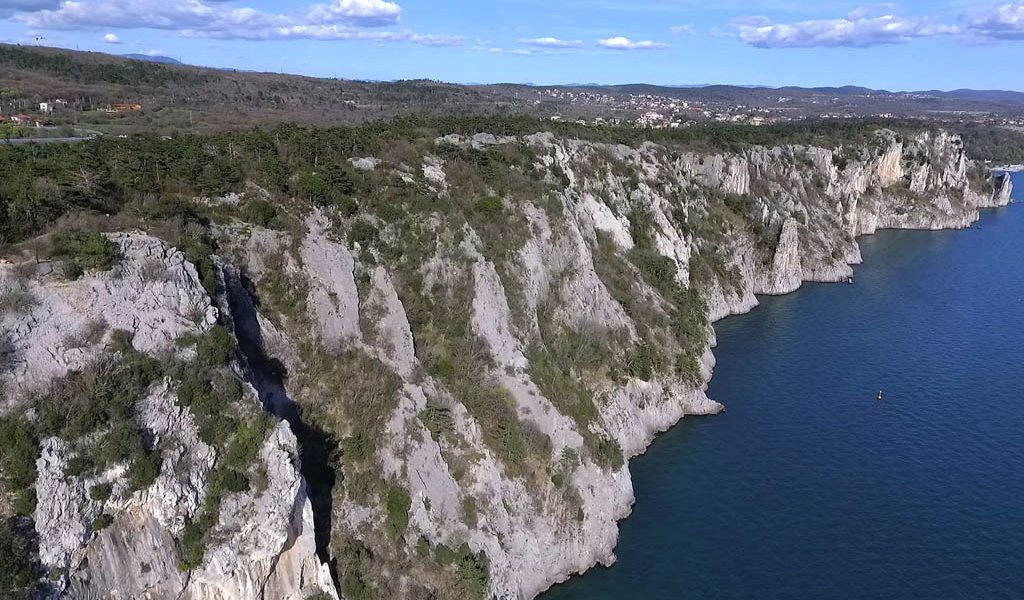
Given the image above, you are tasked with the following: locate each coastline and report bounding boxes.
[541,172,1017,597]
[543,173,1021,600]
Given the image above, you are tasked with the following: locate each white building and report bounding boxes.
[636,111,666,128]
[39,102,53,114]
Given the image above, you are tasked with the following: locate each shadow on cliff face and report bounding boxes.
[0,332,15,374]
[220,266,339,583]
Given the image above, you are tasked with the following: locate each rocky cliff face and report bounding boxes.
[0,235,337,599]
[0,127,1012,600]
[211,128,1011,599]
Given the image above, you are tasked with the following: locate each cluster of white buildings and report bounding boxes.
[634,107,791,129]
[38,99,69,114]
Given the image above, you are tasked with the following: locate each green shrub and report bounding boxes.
[176,233,218,297]
[241,199,279,228]
[336,196,359,217]
[90,514,114,532]
[195,326,235,366]
[255,254,309,325]
[177,516,211,571]
[11,490,36,518]
[594,435,624,471]
[127,452,161,492]
[342,571,374,600]
[335,537,376,600]
[629,208,657,249]
[434,543,456,565]
[62,261,84,280]
[473,196,503,217]
[0,518,39,599]
[453,543,490,600]
[384,485,411,540]
[33,345,164,492]
[376,201,405,223]
[416,536,431,557]
[342,427,375,463]
[0,417,38,515]
[109,328,135,353]
[460,496,479,528]
[625,343,663,382]
[89,482,113,503]
[417,403,452,441]
[349,220,379,248]
[630,250,678,293]
[51,229,120,273]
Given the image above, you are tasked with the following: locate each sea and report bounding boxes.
[543,172,1024,600]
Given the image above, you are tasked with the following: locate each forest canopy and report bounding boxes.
[0,115,948,246]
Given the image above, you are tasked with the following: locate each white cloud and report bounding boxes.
[182,25,460,45]
[596,36,669,50]
[305,0,401,27]
[473,44,534,56]
[967,3,1024,40]
[20,1,287,31]
[734,11,959,48]
[669,24,694,35]
[13,0,463,45]
[102,32,120,43]
[410,33,462,46]
[519,36,583,48]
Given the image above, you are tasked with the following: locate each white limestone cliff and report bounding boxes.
[0,234,337,600]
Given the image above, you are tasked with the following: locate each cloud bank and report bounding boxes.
[519,36,583,48]
[10,0,460,45]
[966,3,1024,41]
[596,36,669,50]
[734,4,1024,48]
[734,12,958,48]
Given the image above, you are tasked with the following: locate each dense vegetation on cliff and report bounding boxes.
[958,123,1024,164]
[0,115,938,247]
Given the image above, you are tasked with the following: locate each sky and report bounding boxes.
[1,1,1023,90]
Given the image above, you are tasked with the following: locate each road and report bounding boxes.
[0,128,102,145]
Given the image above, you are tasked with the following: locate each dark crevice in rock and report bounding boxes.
[216,262,339,589]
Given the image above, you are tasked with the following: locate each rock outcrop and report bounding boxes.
[0,234,337,600]
[0,233,217,407]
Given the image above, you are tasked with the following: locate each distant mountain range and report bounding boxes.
[122,53,183,65]
[537,83,1024,104]
[105,50,1022,104]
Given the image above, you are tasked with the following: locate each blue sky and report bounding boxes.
[1,1,1023,90]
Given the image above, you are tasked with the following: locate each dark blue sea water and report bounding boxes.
[544,173,1024,600]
